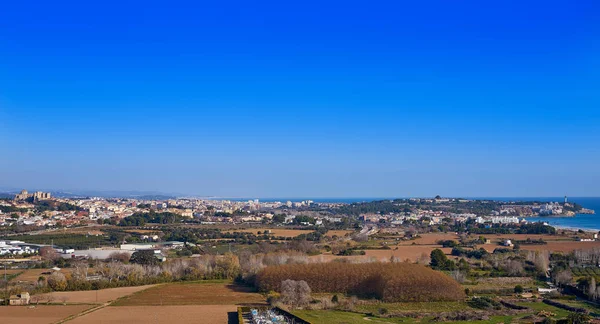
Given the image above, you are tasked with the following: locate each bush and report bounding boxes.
[468,297,501,310]
[543,299,588,314]
[514,285,524,294]
[331,294,339,303]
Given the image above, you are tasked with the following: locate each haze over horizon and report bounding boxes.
[1,1,599,198]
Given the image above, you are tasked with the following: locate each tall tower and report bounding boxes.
[564,196,568,204]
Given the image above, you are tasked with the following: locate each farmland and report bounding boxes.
[36,285,156,304]
[11,268,73,284]
[67,305,237,324]
[0,305,93,324]
[112,280,266,306]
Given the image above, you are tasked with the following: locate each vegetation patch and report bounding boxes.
[256,263,465,302]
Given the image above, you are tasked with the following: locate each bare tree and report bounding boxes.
[553,270,573,286]
[450,270,466,283]
[505,260,525,276]
[46,294,55,305]
[280,279,312,308]
[589,277,597,300]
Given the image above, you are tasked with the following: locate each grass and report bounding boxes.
[560,300,600,316]
[293,310,518,324]
[355,301,468,314]
[292,310,404,324]
[515,301,570,318]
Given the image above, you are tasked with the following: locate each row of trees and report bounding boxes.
[37,253,242,292]
[256,262,465,302]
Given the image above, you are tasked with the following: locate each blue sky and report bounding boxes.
[1,1,599,197]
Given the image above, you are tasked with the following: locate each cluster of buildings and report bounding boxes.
[0,190,343,229]
[13,190,51,201]
[0,240,39,256]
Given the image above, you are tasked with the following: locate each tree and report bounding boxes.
[130,250,159,265]
[47,272,67,291]
[331,294,339,303]
[554,270,573,287]
[588,277,597,300]
[430,249,449,270]
[39,246,59,262]
[514,285,524,294]
[272,214,286,223]
[280,280,312,308]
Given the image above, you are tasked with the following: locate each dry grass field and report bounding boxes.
[397,233,460,245]
[2,269,24,276]
[367,246,452,261]
[310,246,451,263]
[520,241,600,252]
[112,281,265,306]
[326,230,354,237]
[67,305,237,324]
[225,228,313,237]
[475,234,572,242]
[11,268,72,284]
[0,305,92,324]
[36,285,156,304]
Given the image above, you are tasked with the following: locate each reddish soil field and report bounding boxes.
[112,281,265,306]
[520,241,600,252]
[310,246,452,263]
[0,305,92,324]
[474,234,573,242]
[397,233,460,245]
[36,285,156,304]
[366,246,452,261]
[68,305,237,324]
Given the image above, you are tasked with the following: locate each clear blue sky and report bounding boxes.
[1,1,599,198]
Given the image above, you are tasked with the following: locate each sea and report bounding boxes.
[218,196,600,231]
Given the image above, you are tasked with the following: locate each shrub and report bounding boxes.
[514,285,524,294]
[468,297,501,310]
[543,299,588,314]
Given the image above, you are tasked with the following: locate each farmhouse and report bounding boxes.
[9,292,30,306]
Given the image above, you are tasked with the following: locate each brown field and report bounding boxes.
[113,281,265,306]
[310,246,452,263]
[36,285,156,304]
[2,269,24,275]
[474,234,573,242]
[12,268,72,283]
[366,246,452,261]
[68,305,237,324]
[474,277,534,289]
[0,305,92,324]
[520,241,600,252]
[326,230,354,237]
[475,240,600,254]
[397,233,460,245]
[225,228,313,237]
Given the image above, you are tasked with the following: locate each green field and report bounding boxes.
[293,310,517,324]
[515,301,570,318]
[354,301,467,314]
